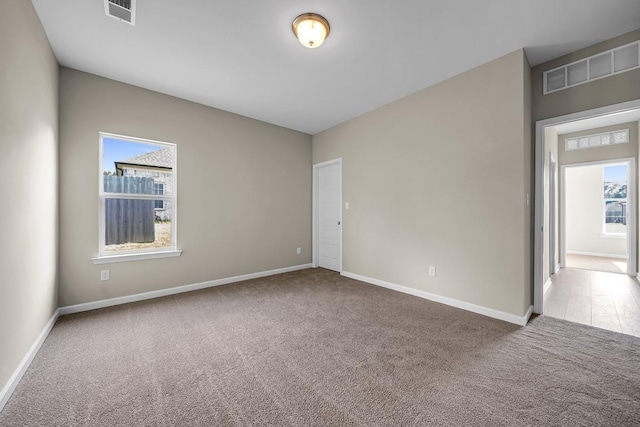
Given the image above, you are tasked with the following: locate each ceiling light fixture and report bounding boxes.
[292,13,330,49]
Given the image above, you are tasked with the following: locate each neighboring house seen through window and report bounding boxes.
[98,133,177,259]
[603,164,627,235]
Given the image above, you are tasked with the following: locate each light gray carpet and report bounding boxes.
[1,268,639,426]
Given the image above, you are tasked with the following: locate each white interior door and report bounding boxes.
[318,162,342,271]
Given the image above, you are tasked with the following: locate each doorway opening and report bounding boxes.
[534,100,640,337]
[562,160,631,274]
[535,100,640,312]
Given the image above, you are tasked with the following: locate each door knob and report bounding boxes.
[338,221,341,225]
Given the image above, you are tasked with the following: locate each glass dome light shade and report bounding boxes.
[292,13,330,49]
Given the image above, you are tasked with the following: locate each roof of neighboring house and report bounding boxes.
[117,147,173,169]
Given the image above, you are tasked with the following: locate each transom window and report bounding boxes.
[98,133,177,257]
[565,129,629,151]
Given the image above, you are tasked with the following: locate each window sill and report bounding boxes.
[92,250,182,264]
[599,233,626,239]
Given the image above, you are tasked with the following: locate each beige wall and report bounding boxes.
[565,164,627,257]
[532,29,640,123]
[313,49,532,317]
[0,1,59,397]
[59,68,312,306]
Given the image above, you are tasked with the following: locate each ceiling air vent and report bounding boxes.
[543,40,639,95]
[104,0,136,26]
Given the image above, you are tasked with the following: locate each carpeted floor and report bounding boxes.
[1,268,639,426]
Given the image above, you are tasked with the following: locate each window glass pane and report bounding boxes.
[153,183,165,195]
[103,137,174,195]
[104,198,173,252]
[604,165,627,198]
[613,130,628,144]
[566,139,578,150]
[605,200,626,234]
[604,164,627,234]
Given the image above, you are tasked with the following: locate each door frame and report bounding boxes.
[534,99,640,314]
[312,158,343,271]
[549,152,557,275]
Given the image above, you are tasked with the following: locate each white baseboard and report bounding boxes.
[341,271,533,326]
[59,263,312,315]
[0,308,60,412]
[566,250,627,259]
[543,278,552,295]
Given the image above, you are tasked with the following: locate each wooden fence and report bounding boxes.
[104,176,155,245]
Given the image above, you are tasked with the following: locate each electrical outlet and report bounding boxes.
[100,270,110,281]
[296,247,301,255]
[428,266,436,277]
[345,202,350,210]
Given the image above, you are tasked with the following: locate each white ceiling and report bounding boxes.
[32,0,640,135]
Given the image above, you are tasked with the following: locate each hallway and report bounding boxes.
[544,268,640,337]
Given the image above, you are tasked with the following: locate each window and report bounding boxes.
[603,164,627,235]
[565,129,629,152]
[95,133,179,262]
[153,183,165,210]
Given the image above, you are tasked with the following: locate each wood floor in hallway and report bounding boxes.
[544,267,640,337]
[565,253,627,274]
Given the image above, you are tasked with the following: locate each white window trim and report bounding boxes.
[95,132,179,263]
[92,249,182,264]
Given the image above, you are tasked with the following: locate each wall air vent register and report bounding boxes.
[104,0,136,26]
[544,41,639,94]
